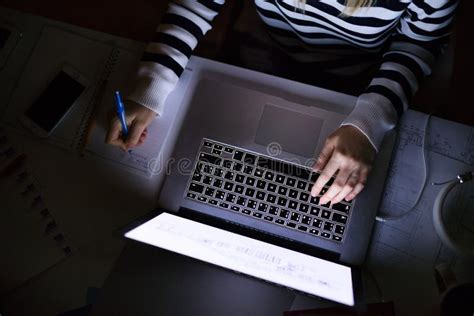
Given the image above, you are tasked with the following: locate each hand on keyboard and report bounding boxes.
[311,125,375,205]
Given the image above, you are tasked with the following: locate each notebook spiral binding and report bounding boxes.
[0,128,73,257]
[75,47,121,152]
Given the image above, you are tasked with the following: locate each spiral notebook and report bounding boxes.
[0,129,73,297]
[0,24,178,178]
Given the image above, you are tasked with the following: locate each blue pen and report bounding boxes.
[114,91,128,139]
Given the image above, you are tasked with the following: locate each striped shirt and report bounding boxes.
[127,0,458,151]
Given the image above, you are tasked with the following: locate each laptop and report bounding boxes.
[124,57,395,308]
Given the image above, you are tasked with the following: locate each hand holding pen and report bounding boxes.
[105,91,155,151]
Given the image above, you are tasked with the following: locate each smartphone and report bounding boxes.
[20,65,89,137]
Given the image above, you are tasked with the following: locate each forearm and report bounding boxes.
[127,0,225,114]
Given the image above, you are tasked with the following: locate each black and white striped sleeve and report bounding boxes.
[341,0,458,151]
[127,0,225,114]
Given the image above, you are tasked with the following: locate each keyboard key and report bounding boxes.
[299,203,309,213]
[214,144,223,150]
[243,165,254,175]
[332,203,351,214]
[244,153,256,165]
[242,209,251,215]
[279,209,290,219]
[192,173,202,182]
[226,193,236,203]
[212,149,221,155]
[277,197,288,207]
[332,235,342,242]
[265,172,274,181]
[289,189,298,199]
[286,178,296,187]
[309,229,319,235]
[278,186,288,195]
[257,158,311,180]
[267,183,277,192]
[233,151,244,161]
[219,202,229,208]
[222,159,232,169]
[299,192,309,202]
[224,147,233,154]
[200,153,221,165]
[335,225,345,235]
[256,180,266,189]
[233,163,243,172]
[276,219,285,225]
[252,212,262,218]
[215,190,225,200]
[266,194,277,203]
[323,222,334,232]
[310,207,320,216]
[189,183,204,194]
[321,201,331,208]
[231,205,240,212]
[264,215,274,222]
[258,203,268,212]
[309,173,319,183]
[213,179,223,188]
[275,174,285,183]
[297,225,308,232]
[198,196,207,202]
[312,219,323,228]
[245,188,255,197]
[237,197,247,206]
[205,187,215,197]
[235,185,244,194]
[247,200,257,209]
[209,199,218,205]
[287,222,297,228]
[310,196,319,204]
[187,193,196,199]
[297,181,306,190]
[288,200,298,210]
[235,174,245,183]
[290,212,300,222]
[224,182,234,191]
[321,232,331,239]
[203,141,213,147]
[224,171,234,180]
[256,191,265,200]
[245,177,256,186]
[254,169,264,177]
[332,213,348,224]
[203,165,213,174]
[321,210,331,219]
[269,206,279,215]
[302,215,312,225]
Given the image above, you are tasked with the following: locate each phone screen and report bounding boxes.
[25,70,86,133]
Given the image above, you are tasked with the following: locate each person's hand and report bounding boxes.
[105,100,156,151]
[310,125,375,205]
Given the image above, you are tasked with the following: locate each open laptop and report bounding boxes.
[124,57,395,308]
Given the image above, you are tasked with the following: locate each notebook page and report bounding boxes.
[2,25,111,149]
[84,58,193,178]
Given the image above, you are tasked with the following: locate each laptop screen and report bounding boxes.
[125,212,354,306]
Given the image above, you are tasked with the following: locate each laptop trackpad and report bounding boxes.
[255,104,323,158]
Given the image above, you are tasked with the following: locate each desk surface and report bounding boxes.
[88,110,474,316]
[0,6,473,316]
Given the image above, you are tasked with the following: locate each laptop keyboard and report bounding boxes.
[184,139,352,243]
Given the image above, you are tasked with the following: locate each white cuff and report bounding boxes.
[341,93,398,152]
[126,62,179,116]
